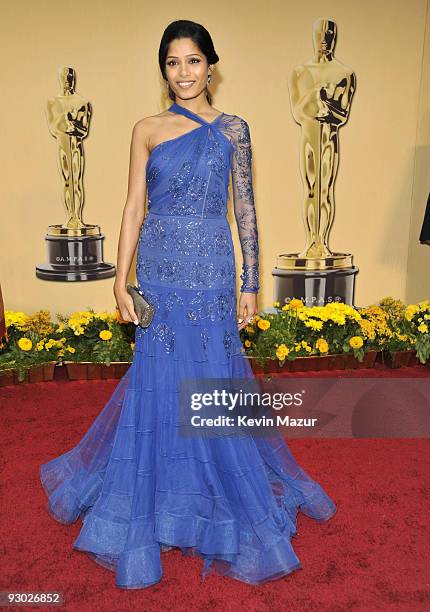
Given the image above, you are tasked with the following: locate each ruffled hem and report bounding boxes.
[40,317,336,589]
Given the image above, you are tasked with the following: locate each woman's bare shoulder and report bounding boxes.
[132,110,176,150]
[135,109,173,127]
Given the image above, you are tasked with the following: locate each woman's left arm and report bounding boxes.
[231,116,260,329]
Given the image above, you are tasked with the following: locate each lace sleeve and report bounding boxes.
[230,116,260,293]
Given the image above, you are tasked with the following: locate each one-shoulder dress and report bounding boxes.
[40,101,336,589]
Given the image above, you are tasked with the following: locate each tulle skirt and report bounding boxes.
[40,284,336,589]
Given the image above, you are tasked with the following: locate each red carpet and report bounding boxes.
[1,365,429,611]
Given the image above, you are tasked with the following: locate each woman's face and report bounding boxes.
[165,37,211,101]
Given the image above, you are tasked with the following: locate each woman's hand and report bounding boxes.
[113,282,138,325]
[237,292,258,331]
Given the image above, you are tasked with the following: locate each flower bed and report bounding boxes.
[239,297,430,371]
[1,296,429,385]
[0,308,135,383]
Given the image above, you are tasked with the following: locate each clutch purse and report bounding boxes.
[126,283,155,328]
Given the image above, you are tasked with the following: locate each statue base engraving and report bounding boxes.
[36,232,116,281]
[272,255,359,306]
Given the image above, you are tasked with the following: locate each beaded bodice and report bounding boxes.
[144,102,259,293]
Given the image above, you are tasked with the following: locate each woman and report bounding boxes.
[40,19,336,589]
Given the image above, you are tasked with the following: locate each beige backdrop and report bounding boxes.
[1,0,429,318]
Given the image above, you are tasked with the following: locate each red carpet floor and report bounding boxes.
[1,365,429,611]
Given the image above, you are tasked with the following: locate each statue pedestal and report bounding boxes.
[36,231,116,281]
[272,252,359,306]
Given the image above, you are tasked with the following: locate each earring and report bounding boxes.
[207,74,212,85]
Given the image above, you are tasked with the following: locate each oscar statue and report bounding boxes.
[273,18,359,306]
[36,67,115,281]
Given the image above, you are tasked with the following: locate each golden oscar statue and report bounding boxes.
[36,67,115,281]
[273,18,359,306]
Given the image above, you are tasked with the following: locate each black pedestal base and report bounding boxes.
[36,233,116,281]
[272,265,359,307]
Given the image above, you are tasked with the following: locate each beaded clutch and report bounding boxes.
[126,283,155,328]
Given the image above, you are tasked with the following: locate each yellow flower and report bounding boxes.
[405,305,419,321]
[316,338,329,353]
[257,319,270,331]
[66,346,76,353]
[289,299,304,309]
[131,342,135,351]
[273,301,280,308]
[417,323,428,334]
[244,340,252,348]
[18,337,32,351]
[304,319,323,331]
[244,325,255,334]
[349,336,364,349]
[5,310,28,330]
[276,344,289,360]
[99,329,113,341]
[305,345,312,352]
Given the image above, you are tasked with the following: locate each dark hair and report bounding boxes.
[158,20,219,105]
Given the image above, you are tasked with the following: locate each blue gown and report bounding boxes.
[40,102,336,589]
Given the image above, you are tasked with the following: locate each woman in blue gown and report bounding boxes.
[40,20,336,589]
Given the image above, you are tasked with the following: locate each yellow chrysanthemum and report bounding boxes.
[276,344,289,360]
[99,329,113,341]
[405,305,419,321]
[244,340,252,348]
[66,346,76,353]
[257,319,270,331]
[289,299,304,309]
[18,337,32,351]
[244,325,255,334]
[349,336,364,349]
[5,310,29,330]
[417,323,428,334]
[273,301,280,308]
[304,319,323,331]
[316,338,329,353]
